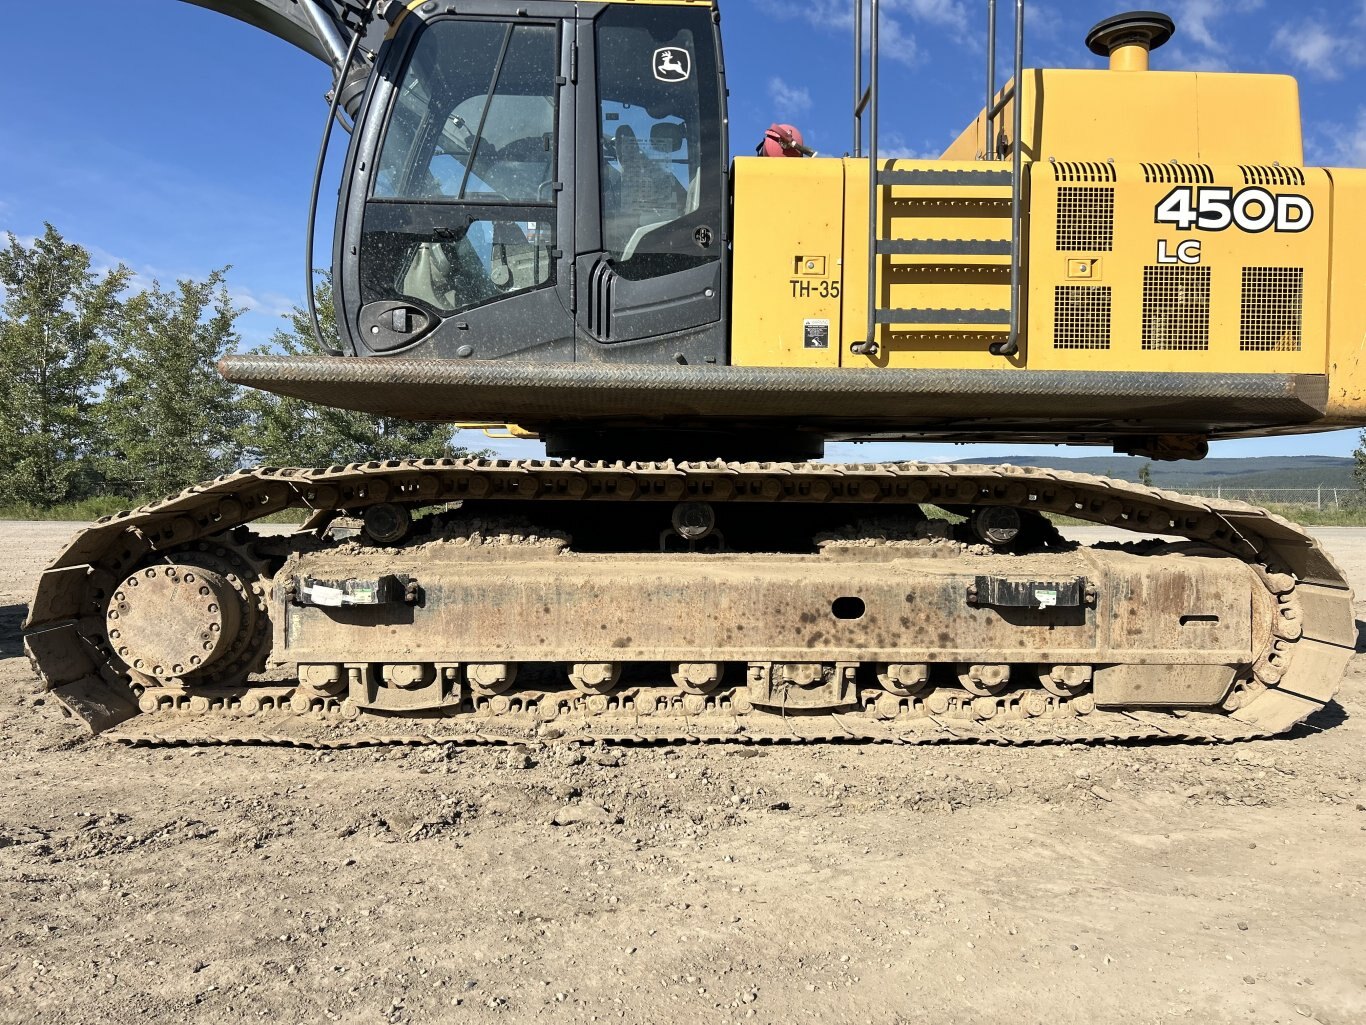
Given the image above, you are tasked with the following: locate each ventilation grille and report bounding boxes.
[1240,267,1304,351]
[1054,286,1112,349]
[1056,188,1115,251]
[1141,162,1214,184]
[1240,165,1306,187]
[1142,266,1211,350]
[1051,160,1117,183]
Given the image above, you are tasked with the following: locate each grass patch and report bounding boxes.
[1256,504,1366,527]
[0,496,142,522]
[1044,503,1366,530]
[0,497,309,525]
[4,496,1364,531]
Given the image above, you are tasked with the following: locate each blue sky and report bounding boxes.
[3,0,1366,462]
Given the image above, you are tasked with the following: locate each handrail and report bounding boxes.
[854,86,872,119]
[990,0,1025,357]
[863,0,881,352]
[987,83,1015,123]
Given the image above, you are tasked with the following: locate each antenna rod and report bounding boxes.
[853,0,863,156]
[985,0,997,158]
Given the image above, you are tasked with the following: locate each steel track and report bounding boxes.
[23,458,1357,741]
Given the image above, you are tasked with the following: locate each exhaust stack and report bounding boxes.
[1086,10,1175,72]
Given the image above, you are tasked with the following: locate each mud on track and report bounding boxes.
[1,520,1364,1025]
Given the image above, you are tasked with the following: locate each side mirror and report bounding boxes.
[650,122,685,154]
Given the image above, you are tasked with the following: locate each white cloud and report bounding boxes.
[1024,2,1067,43]
[1308,107,1366,167]
[876,15,922,67]
[1157,44,1233,72]
[879,132,942,159]
[1272,19,1345,79]
[1168,0,1265,54]
[1174,0,1228,51]
[767,77,813,118]
[755,0,848,30]
[896,0,970,38]
[231,286,299,320]
[755,0,920,66]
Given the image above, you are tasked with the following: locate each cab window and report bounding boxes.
[596,5,722,281]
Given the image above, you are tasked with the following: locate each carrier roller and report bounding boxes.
[22,460,1357,746]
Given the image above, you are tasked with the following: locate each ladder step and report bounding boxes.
[877,169,1013,187]
[876,239,1012,256]
[875,308,1012,326]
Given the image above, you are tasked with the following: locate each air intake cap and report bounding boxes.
[1086,11,1175,71]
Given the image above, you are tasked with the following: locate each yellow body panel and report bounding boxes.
[943,70,1303,165]
[1026,164,1327,374]
[1323,169,1366,423]
[731,158,845,368]
[731,66,1353,394]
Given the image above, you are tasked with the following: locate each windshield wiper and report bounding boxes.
[456,24,514,201]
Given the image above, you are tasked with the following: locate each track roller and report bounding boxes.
[958,663,1010,696]
[569,662,621,694]
[671,662,722,695]
[1039,664,1092,697]
[876,662,929,696]
[468,662,518,696]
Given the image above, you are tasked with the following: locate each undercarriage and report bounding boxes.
[23,460,1355,747]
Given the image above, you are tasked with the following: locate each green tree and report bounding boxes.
[1138,461,1153,487]
[0,225,129,505]
[238,277,464,466]
[1354,430,1366,490]
[102,269,246,497]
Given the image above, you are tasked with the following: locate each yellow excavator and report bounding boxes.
[23,1,1361,747]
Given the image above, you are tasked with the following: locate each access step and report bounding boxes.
[874,307,1012,326]
[875,238,1012,257]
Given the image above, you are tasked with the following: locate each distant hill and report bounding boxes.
[950,455,1358,491]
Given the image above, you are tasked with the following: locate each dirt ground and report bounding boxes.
[1,521,1364,1025]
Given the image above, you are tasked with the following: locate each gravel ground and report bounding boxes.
[1,520,1363,1025]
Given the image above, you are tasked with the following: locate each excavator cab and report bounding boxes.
[332,1,729,364]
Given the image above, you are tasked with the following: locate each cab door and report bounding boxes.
[336,2,577,360]
[573,3,729,364]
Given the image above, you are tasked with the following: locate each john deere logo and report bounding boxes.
[653,47,690,82]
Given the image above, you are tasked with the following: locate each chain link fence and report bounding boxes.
[1173,486,1366,510]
